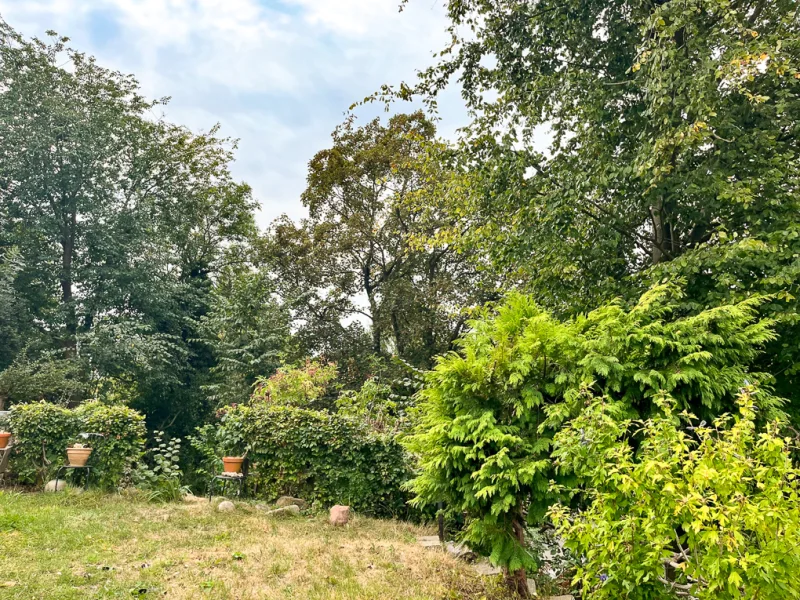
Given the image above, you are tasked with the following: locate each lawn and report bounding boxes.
[0,491,503,600]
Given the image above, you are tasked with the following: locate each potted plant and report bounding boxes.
[66,442,92,467]
[0,431,10,449]
[218,425,247,475]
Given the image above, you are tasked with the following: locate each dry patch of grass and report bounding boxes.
[0,490,509,600]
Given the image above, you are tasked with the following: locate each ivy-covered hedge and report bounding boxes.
[215,404,411,517]
[8,401,146,488]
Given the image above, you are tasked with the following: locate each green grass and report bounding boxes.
[0,490,506,600]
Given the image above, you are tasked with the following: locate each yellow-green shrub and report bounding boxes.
[550,390,800,599]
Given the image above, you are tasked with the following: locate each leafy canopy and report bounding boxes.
[391,0,800,405]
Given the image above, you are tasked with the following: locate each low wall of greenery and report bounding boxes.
[8,401,146,488]
[199,404,411,517]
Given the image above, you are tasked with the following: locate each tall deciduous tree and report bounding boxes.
[0,22,258,430]
[268,112,495,370]
[393,0,800,404]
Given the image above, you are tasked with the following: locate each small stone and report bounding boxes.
[276,496,307,510]
[44,479,67,493]
[329,505,350,526]
[473,560,502,576]
[445,541,477,562]
[417,536,441,548]
[265,505,301,517]
[217,500,235,512]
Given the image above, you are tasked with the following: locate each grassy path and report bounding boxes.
[0,491,501,599]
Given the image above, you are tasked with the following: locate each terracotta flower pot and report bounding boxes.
[0,432,10,449]
[67,447,92,467]
[222,457,244,473]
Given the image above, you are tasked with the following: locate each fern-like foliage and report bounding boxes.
[404,283,781,584]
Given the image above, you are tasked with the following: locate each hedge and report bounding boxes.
[8,401,146,488]
[215,404,412,517]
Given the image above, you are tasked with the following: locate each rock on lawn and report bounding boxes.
[329,505,350,526]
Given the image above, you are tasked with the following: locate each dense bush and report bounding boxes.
[9,401,146,487]
[405,285,780,594]
[550,390,800,599]
[211,403,411,516]
[252,360,338,407]
[336,378,407,433]
[0,354,89,408]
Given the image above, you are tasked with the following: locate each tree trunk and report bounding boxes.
[391,309,405,357]
[505,515,531,598]
[60,206,78,349]
[650,204,663,265]
[364,265,382,356]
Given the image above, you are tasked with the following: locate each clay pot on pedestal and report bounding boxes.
[222,457,244,473]
[67,445,92,467]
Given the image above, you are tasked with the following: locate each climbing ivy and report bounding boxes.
[215,403,411,517]
[9,401,145,487]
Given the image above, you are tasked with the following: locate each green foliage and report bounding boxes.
[252,360,338,408]
[265,111,493,370]
[216,403,410,516]
[198,267,289,406]
[550,390,800,599]
[0,352,88,408]
[0,21,260,432]
[336,378,407,433]
[76,402,147,489]
[390,0,800,410]
[132,432,188,502]
[8,401,145,487]
[0,248,30,374]
[405,284,779,583]
[186,423,228,492]
[8,402,77,484]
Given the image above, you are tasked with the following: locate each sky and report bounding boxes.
[1,0,468,228]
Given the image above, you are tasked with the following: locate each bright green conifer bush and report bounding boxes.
[405,284,780,594]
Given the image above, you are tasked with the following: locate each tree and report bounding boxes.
[0,248,29,373]
[391,0,800,405]
[267,112,494,371]
[198,267,289,406]
[405,284,779,596]
[0,22,258,431]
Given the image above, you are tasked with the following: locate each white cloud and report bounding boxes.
[287,0,428,37]
[0,0,466,227]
